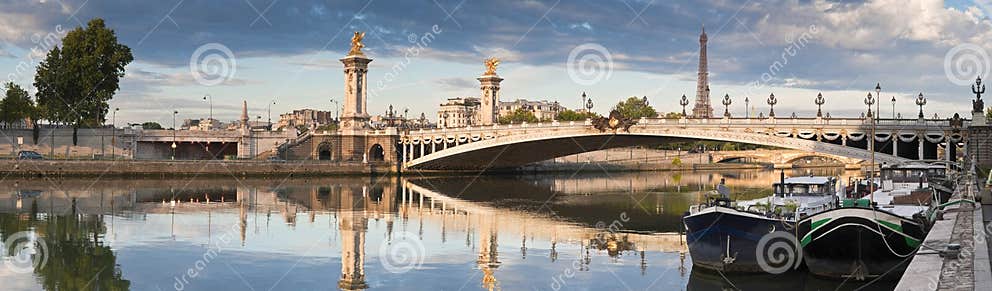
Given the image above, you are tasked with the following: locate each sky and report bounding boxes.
[0,0,991,126]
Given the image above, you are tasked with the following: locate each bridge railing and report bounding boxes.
[413,117,963,138]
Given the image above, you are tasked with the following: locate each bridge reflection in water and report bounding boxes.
[0,169,885,290]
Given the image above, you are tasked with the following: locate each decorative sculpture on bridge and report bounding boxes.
[973,77,985,113]
[592,110,636,133]
[484,57,499,75]
[348,31,365,56]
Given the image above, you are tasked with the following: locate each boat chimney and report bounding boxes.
[780,170,786,197]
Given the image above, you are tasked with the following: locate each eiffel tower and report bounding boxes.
[691,25,714,118]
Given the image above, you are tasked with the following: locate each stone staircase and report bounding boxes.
[259,131,314,160]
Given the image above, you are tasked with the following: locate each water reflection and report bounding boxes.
[0,169,886,290]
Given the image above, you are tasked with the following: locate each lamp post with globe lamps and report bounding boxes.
[916,93,927,119]
[722,94,732,118]
[767,93,777,118]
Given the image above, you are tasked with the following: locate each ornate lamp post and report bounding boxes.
[865,93,875,118]
[744,96,750,118]
[679,94,689,117]
[581,92,587,112]
[722,94,732,117]
[864,92,876,198]
[890,96,896,119]
[815,92,825,118]
[585,97,594,112]
[916,93,927,119]
[766,93,777,118]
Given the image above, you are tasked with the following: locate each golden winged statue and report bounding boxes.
[483,57,499,75]
[349,31,365,56]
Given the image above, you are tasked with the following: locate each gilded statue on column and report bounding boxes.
[348,31,365,56]
[483,57,499,75]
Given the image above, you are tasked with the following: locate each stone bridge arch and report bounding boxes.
[401,124,909,170]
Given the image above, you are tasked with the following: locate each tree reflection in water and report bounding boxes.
[0,199,130,291]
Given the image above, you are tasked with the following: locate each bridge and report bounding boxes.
[399,117,969,170]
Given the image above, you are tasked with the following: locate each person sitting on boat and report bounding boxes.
[717,178,730,199]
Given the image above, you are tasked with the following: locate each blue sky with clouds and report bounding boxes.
[1,0,990,125]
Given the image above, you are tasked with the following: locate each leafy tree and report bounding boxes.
[663,112,683,119]
[555,109,598,121]
[498,108,539,124]
[672,157,682,167]
[987,107,991,119]
[0,82,37,128]
[140,122,163,130]
[614,96,658,119]
[34,18,133,145]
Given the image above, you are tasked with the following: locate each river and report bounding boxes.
[0,168,902,290]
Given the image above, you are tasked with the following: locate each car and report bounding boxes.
[16,150,44,160]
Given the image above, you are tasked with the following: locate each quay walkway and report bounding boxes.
[896,174,992,290]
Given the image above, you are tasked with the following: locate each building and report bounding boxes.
[437,97,481,128]
[498,99,565,121]
[275,109,334,131]
[371,106,435,130]
[691,26,714,118]
[180,118,225,131]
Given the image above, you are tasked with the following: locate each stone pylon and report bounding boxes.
[691,26,714,118]
[477,73,502,126]
[340,54,372,133]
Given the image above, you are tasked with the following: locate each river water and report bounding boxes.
[0,169,901,290]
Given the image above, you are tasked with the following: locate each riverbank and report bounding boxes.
[0,160,397,177]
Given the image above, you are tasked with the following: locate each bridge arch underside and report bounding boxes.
[408,135,690,170]
[405,132,911,171]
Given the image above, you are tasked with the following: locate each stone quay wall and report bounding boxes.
[0,160,397,177]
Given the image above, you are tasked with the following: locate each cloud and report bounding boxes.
[434,77,476,91]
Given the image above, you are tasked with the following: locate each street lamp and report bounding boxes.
[721,94,732,117]
[112,108,119,159]
[891,96,896,119]
[330,98,340,122]
[267,100,276,130]
[767,93,777,118]
[916,93,927,119]
[679,94,689,117]
[744,96,750,118]
[581,92,587,112]
[172,110,178,160]
[202,94,213,121]
[875,83,881,121]
[585,97,594,112]
[815,92,825,118]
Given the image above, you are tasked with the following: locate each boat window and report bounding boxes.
[789,184,809,194]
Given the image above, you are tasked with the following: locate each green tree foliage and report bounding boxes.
[34,18,133,145]
[140,122,163,130]
[498,108,539,124]
[672,157,682,167]
[663,112,684,119]
[614,96,658,118]
[987,107,991,119]
[555,109,598,121]
[0,82,37,127]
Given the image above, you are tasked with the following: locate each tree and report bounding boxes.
[614,96,657,119]
[140,122,163,130]
[555,109,598,121]
[987,107,991,119]
[0,82,37,128]
[498,108,539,124]
[663,112,683,119]
[34,18,133,145]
